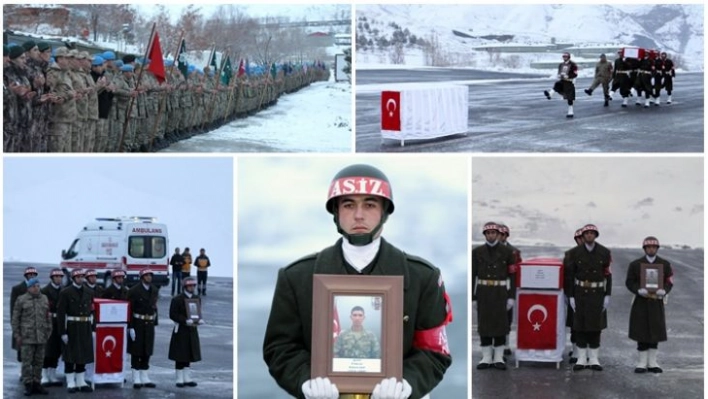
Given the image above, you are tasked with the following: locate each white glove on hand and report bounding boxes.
[372,377,412,399]
[61,334,68,344]
[506,298,515,311]
[198,319,205,325]
[301,377,339,399]
[656,289,666,297]
[129,329,136,340]
[473,301,477,311]
[603,296,610,310]
[569,298,576,311]
[92,332,96,341]
[186,319,194,325]
[637,288,649,297]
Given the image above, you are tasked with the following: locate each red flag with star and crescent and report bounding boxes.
[381,91,401,131]
[95,325,126,374]
[517,293,558,350]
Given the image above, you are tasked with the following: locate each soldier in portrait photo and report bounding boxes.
[333,305,381,360]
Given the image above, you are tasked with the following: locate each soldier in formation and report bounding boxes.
[11,267,40,370]
[40,269,65,387]
[127,268,159,389]
[583,53,613,107]
[4,40,330,152]
[102,269,129,300]
[498,224,521,358]
[333,306,381,359]
[168,277,204,388]
[543,52,578,118]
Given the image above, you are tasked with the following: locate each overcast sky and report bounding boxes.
[3,157,234,277]
[472,156,704,249]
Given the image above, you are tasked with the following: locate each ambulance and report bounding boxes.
[60,217,170,288]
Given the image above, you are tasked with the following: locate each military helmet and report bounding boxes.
[112,270,126,278]
[139,268,153,278]
[50,268,64,278]
[85,269,98,278]
[326,164,394,246]
[498,224,510,236]
[642,236,660,248]
[71,269,85,278]
[325,164,394,215]
[574,228,583,239]
[562,52,571,59]
[581,224,599,237]
[183,276,197,287]
[24,267,38,277]
[482,222,500,233]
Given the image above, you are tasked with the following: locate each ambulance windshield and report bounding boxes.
[128,236,167,259]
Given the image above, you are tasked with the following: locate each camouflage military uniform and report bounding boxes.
[12,291,53,386]
[68,60,88,152]
[4,60,33,152]
[83,65,99,152]
[4,72,19,151]
[45,61,76,152]
[25,57,49,152]
[333,328,381,359]
[112,72,137,152]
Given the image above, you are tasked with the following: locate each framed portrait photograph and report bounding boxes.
[185,298,202,321]
[312,274,403,394]
[640,263,664,293]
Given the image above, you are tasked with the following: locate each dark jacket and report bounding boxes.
[102,283,128,300]
[41,283,63,359]
[168,293,202,363]
[564,243,612,332]
[170,253,185,272]
[263,238,452,399]
[57,284,95,364]
[91,70,114,119]
[127,283,159,356]
[472,243,516,336]
[626,256,673,343]
[194,254,211,272]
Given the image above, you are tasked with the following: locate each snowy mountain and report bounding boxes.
[356,4,703,71]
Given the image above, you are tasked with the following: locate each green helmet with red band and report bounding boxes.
[326,164,394,246]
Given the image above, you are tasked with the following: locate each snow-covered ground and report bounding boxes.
[161,74,352,153]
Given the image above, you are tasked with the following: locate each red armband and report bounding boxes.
[412,290,452,355]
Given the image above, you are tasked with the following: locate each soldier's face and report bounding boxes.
[40,50,51,62]
[583,231,597,244]
[27,47,40,60]
[142,274,153,284]
[350,310,365,327]
[87,275,97,284]
[483,230,499,242]
[51,275,63,285]
[113,276,124,285]
[337,195,384,237]
[73,276,84,285]
[574,237,584,246]
[644,245,658,256]
[56,57,69,69]
[184,283,196,293]
[499,233,508,243]
[28,284,40,294]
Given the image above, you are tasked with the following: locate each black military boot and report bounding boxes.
[24,383,33,396]
[584,88,592,96]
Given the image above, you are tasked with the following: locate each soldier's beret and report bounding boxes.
[37,41,51,52]
[92,55,105,66]
[121,64,134,72]
[122,54,136,64]
[102,51,116,61]
[3,45,8,56]
[9,45,25,60]
[114,60,124,68]
[164,59,174,67]
[67,49,79,58]
[54,47,70,58]
[25,277,41,287]
[22,40,37,52]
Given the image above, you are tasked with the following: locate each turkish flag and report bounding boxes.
[147,31,166,84]
[517,293,558,350]
[238,59,246,77]
[381,91,401,131]
[95,325,125,374]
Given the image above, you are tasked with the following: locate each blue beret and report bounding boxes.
[92,55,105,66]
[120,64,134,72]
[115,60,124,68]
[102,51,116,61]
[26,278,40,287]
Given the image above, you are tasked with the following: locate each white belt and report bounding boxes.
[478,279,507,287]
[66,316,91,322]
[575,279,605,288]
[133,313,156,321]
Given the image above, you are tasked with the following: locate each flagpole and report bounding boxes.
[119,22,156,153]
[222,69,239,122]
[201,47,230,131]
[170,30,185,73]
[147,29,183,152]
[257,62,272,112]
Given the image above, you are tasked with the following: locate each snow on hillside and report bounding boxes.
[356,4,703,71]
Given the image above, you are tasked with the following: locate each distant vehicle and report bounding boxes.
[60,216,170,288]
[334,33,351,46]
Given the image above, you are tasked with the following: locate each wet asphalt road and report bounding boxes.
[355,69,704,153]
[471,246,704,399]
[3,262,234,398]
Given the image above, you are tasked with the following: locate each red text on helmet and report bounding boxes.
[328,177,391,200]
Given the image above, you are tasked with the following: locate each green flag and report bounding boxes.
[210,49,218,72]
[177,39,188,79]
[270,62,277,80]
[221,56,232,85]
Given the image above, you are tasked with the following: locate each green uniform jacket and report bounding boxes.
[263,238,452,399]
[168,293,202,363]
[57,285,94,364]
[564,243,612,332]
[10,281,28,350]
[12,292,52,344]
[471,243,516,337]
[127,283,159,357]
[101,283,128,300]
[626,256,673,343]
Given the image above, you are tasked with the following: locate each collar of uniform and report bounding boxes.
[342,237,381,273]
[51,282,61,289]
[584,242,596,252]
[645,255,657,263]
[184,291,193,299]
[314,237,410,290]
[142,283,150,290]
[113,283,122,289]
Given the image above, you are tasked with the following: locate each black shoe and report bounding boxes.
[133,383,142,390]
[32,383,48,395]
[79,385,93,392]
[143,382,156,388]
[176,382,185,388]
[68,387,79,394]
[569,357,578,364]
[476,362,491,370]
[185,381,198,387]
[634,367,648,374]
[584,89,592,96]
[573,364,586,371]
[604,100,609,107]
[493,362,507,370]
[24,383,33,396]
[543,90,551,100]
[589,364,603,371]
[504,348,512,356]
[621,104,627,108]
[566,114,574,118]
[202,292,206,296]
[648,367,663,373]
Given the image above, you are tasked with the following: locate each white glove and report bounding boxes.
[92,332,96,341]
[656,289,666,297]
[506,298,515,311]
[302,377,339,399]
[637,288,649,297]
[186,319,194,325]
[569,298,576,311]
[473,301,477,311]
[603,296,610,309]
[372,377,412,399]
[129,329,136,340]
[198,319,205,325]
[61,334,68,344]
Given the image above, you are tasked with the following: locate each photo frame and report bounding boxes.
[185,298,202,321]
[312,274,403,394]
[639,263,664,292]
